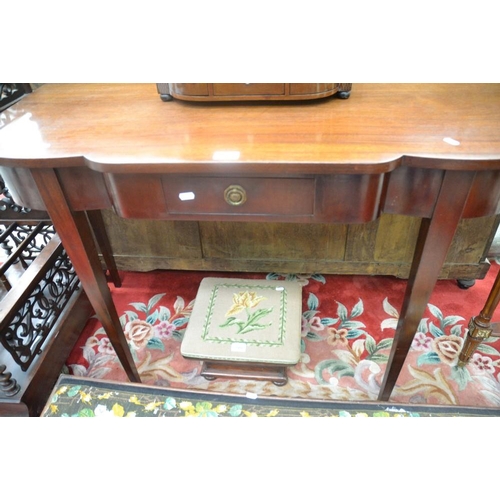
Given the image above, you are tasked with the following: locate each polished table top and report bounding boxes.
[1,83,500,173]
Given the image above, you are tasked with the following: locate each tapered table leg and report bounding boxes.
[459,267,500,364]
[378,170,476,400]
[86,210,121,288]
[31,168,141,383]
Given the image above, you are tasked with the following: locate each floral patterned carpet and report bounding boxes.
[65,261,500,408]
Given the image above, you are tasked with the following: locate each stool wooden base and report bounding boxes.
[200,360,289,386]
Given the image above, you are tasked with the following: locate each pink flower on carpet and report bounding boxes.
[432,335,463,365]
[326,327,349,347]
[97,337,115,355]
[154,320,175,339]
[302,316,325,337]
[471,353,495,374]
[411,332,432,351]
[124,320,154,350]
[301,317,308,336]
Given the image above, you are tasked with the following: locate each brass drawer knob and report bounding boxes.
[224,185,247,206]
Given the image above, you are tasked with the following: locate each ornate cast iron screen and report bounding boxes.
[0,178,81,373]
[0,237,80,371]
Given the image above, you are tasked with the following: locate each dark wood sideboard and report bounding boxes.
[1,83,500,401]
[156,83,353,101]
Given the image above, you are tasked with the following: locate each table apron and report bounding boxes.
[2,166,500,223]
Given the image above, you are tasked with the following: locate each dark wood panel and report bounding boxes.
[383,166,443,218]
[213,84,285,96]
[105,173,168,218]
[445,216,500,264]
[344,219,379,263]
[58,167,112,211]
[199,222,347,261]
[316,174,384,223]
[169,83,209,96]
[374,215,421,263]
[290,83,337,95]
[463,170,500,218]
[0,167,47,210]
[100,210,202,260]
[100,212,498,280]
[107,256,491,280]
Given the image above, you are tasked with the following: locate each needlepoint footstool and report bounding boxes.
[181,278,303,385]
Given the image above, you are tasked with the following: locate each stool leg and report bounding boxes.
[459,267,500,365]
[86,210,121,288]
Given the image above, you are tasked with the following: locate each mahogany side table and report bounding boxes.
[1,83,500,400]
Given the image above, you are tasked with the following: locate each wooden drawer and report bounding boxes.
[103,171,381,223]
[212,84,285,96]
[163,176,315,216]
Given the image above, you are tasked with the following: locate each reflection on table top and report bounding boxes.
[1,83,500,173]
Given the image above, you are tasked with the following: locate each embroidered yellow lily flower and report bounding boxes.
[226,291,266,317]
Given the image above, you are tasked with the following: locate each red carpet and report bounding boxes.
[66,261,500,407]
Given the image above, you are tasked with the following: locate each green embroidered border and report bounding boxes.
[201,283,287,347]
